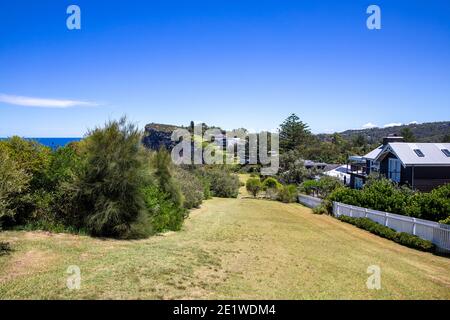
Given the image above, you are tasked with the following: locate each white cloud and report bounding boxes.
[408,121,419,125]
[362,122,377,129]
[0,93,100,108]
[383,122,403,128]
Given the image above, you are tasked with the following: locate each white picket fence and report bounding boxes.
[298,194,323,208]
[333,202,450,253]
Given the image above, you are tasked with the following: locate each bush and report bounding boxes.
[246,178,262,197]
[0,241,12,255]
[0,149,31,223]
[198,167,240,198]
[312,204,328,214]
[173,167,204,209]
[328,179,450,223]
[142,184,185,233]
[277,184,298,203]
[338,216,435,252]
[66,118,148,238]
[299,180,320,196]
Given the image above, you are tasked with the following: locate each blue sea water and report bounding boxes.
[0,137,82,150]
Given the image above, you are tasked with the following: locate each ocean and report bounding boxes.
[0,137,82,150]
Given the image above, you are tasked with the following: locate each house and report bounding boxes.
[323,164,350,185]
[348,136,450,191]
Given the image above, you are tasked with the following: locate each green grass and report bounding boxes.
[1,175,449,299]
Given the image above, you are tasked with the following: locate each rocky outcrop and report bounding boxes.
[142,123,181,151]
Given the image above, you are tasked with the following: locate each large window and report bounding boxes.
[388,158,401,183]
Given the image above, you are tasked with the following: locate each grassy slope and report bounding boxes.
[1,177,449,299]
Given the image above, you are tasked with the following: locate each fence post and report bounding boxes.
[350,206,353,218]
[365,208,368,218]
[412,218,416,236]
[385,212,389,227]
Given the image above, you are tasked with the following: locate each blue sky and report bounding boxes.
[1,0,449,137]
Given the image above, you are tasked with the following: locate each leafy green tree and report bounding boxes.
[0,149,31,223]
[246,177,262,197]
[278,149,318,184]
[153,148,184,208]
[442,134,450,143]
[400,128,415,142]
[279,114,311,152]
[353,134,367,147]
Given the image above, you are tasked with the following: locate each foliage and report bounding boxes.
[279,113,311,152]
[0,136,52,190]
[261,177,281,190]
[153,149,184,208]
[400,127,415,142]
[0,241,12,255]
[0,149,31,222]
[299,179,320,196]
[142,184,185,233]
[277,184,298,203]
[312,204,328,214]
[278,150,318,185]
[198,167,240,198]
[300,176,342,199]
[328,178,450,222]
[246,178,262,198]
[338,216,435,252]
[66,118,148,238]
[173,166,204,209]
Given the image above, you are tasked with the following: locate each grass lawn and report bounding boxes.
[1,176,449,299]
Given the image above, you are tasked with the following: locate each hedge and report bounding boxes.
[338,216,435,252]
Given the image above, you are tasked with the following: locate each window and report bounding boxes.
[442,149,450,157]
[388,158,401,183]
[413,149,425,157]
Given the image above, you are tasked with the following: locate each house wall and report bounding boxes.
[411,166,450,192]
[379,152,450,191]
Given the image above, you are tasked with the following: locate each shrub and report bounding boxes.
[262,177,281,190]
[173,167,204,209]
[277,184,298,203]
[66,117,148,238]
[299,180,320,196]
[338,216,435,252]
[199,167,240,198]
[312,204,328,214]
[246,178,262,197]
[142,184,185,233]
[328,179,450,223]
[0,241,12,255]
[153,149,184,208]
[0,149,31,223]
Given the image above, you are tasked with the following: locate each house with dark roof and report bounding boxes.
[348,136,450,191]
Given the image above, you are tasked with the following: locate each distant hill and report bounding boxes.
[318,121,450,144]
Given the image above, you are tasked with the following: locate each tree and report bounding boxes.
[153,148,184,208]
[400,127,415,142]
[69,117,148,238]
[442,134,450,143]
[278,149,318,184]
[279,114,311,152]
[246,178,262,198]
[353,134,367,147]
[0,149,31,222]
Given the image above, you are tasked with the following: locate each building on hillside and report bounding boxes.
[348,136,450,191]
[323,164,350,185]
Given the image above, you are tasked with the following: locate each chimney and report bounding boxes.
[383,135,404,145]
